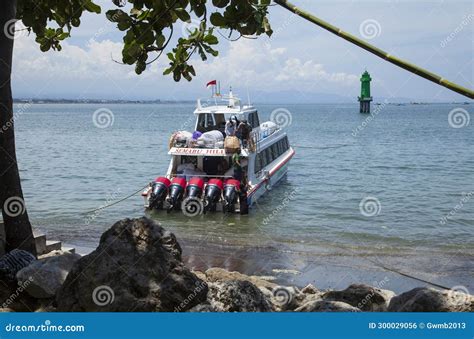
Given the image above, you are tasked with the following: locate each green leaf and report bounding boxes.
[84,1,101,14]
[203,34,218,45]
[174,8,191,22]
[212,0,230,8]
[210,12,226,26]
[106,9,128,23]
[156,34,166,48]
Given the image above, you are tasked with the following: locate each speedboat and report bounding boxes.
[142,88,295,215]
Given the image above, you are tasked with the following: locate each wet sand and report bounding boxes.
[181,237,474,294]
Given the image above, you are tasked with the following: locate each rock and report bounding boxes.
[0,278,40,312]
[0,308,14,312]
[0,249,36,281]
[39,249,76,259]
[323,284,395,311]
[388,287,473,312]
[192,270,207,282]
[56,218,208,312]
[187,303,218,312]
[270,286,313,311]
[208,280,272,312]
[205,267,277,290]
[295,299,361,312]
[301,284,319,294]
[16,252,81,298]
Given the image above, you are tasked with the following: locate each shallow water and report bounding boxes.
[12,102,474,289]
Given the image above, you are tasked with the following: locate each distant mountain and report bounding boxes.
[247,90,414,104]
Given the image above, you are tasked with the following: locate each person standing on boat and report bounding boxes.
[237,119,251,148]
[232,149,243,182]
[225,116,239,137]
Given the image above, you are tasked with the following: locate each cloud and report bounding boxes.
[11,34,358,99]
[195,39,358,90]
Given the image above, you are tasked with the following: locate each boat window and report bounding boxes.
[212,113,225,133]
[277,139,284,155]
[197,113,217,132]
[270,144,278,160]
[248,112,260,129]
[264,148,272,166]
[255,153,262,173]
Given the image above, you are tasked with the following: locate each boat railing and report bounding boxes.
[249,126,280,152]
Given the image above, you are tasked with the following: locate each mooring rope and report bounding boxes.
[83,184,149,215]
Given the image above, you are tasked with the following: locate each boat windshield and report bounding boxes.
[196,113,245,133]
[196,113,225,133]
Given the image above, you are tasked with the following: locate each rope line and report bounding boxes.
[83,184,149,215]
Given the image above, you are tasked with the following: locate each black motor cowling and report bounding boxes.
[204,179,223,212]
[223,179,241,213]
[167,177,187,211]
[149,177,171,209]
[186,177,205,199]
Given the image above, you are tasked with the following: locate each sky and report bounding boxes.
[11,0,474,103]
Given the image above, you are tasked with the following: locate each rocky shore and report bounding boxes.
[0,218,472,312]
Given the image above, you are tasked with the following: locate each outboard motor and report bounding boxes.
[186,177,205,198]
[167,177,187,211]
[149,177,171,209]
[204,178,223,212]
[223,179,240,213]
[182,177,205,216]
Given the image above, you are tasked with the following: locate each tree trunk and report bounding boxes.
[0,0,36,256]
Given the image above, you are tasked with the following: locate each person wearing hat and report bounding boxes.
[225,116,239,137]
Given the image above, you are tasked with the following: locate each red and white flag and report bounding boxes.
[206,80,217,88]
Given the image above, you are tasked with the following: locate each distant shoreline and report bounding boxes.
[13,98,195,104]
[12,99,472,105]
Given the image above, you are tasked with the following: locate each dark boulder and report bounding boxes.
[56,218,207,311]
[388,287,473,312]
[208,280,272,312]
[323,284,395,311]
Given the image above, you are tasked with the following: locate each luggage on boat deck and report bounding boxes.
[170,131,193,149]
[224,136,240,153]
[197,130,224,149]
[260,122,278,138]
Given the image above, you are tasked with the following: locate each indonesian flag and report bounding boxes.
[206,80,217,88]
